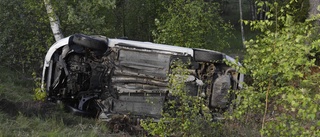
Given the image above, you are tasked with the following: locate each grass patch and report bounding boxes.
[0,66,34,102]
[0,112,111,137]
[0,65,118,136]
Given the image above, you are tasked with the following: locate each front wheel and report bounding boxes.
[64,98,101,117]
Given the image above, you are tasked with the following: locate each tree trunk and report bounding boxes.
[250,0,255,20]
[254,1,257,20]
[265,4,269,20]
[44,0,63,41]
[239,0,245,48]
[308,0,320,65]
[309,0,320,25]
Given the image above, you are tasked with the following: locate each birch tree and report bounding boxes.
[44,0,63,41]
[239,0,245,48]
[50,0,116,37]
[308,0,320,65]
[309,0,320,25]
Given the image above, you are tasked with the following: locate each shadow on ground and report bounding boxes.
[0,98,146,136]
[0,98,57,118]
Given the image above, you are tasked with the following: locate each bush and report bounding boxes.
[231,1,320,136]
[140,60,221,137]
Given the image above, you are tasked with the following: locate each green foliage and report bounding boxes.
[0,0,53,73]
[0,66,34,102]
[0,0,232,74]
[0,110,110,137]
[50,0,160,41]
[246,0,309,32]
[51,0,116,36]
[233,0,320,136]
[32,72,46,101]
[114,0,161,41]
[277,0,310,22]
[154,0,232,50]
[0,0,160,74]
[141,60,219,137]
[0,0,118,73]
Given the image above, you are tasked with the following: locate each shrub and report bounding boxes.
[141,60,220,137]
[231,1,320,136]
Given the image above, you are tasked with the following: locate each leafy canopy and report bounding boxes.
[154,0,232,50]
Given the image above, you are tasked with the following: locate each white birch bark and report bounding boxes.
[44,0,64,41]
[309,0,320,17]
[239,0,245,48]
[309,0,320,26]
[309,0,320,65]
[250,0,255,20]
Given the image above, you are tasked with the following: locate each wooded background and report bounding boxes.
[0,0,316,73]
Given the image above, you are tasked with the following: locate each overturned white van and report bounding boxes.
[41,34,244,119]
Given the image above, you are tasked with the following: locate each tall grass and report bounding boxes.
[0,66,115,137]
[0,66,34,102]
[0,112,112,137]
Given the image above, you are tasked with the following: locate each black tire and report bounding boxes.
[64,99,100,117]
[193,49,224,62]
[70,34,108,52]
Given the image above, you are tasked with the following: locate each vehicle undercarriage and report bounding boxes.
[41,34,243,120]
